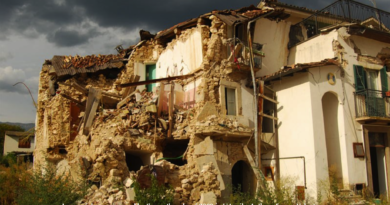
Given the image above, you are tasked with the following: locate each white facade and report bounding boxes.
[3,132,35,155]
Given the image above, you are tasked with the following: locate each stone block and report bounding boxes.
[196,102,218,121]
[123,178,133,188]
[125,188,135,201]
[194,136,214,155]
[199,192,217,205]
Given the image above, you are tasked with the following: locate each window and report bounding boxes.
[18,138,31,148]
[354,65,388,92]
[220,80,242,116]
[225,88,236,115]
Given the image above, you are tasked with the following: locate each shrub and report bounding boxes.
[133,175,174,205]
[16,164,87,205]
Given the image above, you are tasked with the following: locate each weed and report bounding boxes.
[133,174,174,205]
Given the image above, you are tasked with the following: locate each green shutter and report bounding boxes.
[380,66,388,92]
[353,65,366,92]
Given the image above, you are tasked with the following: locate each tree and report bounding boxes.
[0,123,25,156]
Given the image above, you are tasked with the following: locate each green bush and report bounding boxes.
[0,153,17,167]
[15,164,87,205]
[133,175,174,205]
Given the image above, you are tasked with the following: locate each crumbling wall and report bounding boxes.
[35,12,259,205]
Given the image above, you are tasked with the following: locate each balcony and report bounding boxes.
[290,0,390,48]
[354,89,390,123]
[225,38,263,80]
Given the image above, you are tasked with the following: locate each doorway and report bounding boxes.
[369,132,388,197]
[146,64,156,92]
[231,160,254,194]
[364,126,390,198]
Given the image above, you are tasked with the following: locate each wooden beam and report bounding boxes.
[157,83,166,118]
[258,80,264,172]
[59,93,84,106]
[243,145,264,183]
[259,112,278,121]
[167,83,174,138]
[117,91,136,109]
[119,74,195,88]
[83,88,102,135]
[258,93,279,104]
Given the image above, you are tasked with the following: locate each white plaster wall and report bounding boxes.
[3,135,35,155]
[134,62,146,91]
[288,30,338,65]
[306,65,366,188]
[240,79,255,127]
[253,18,291,77]
[272,73,319,198]
[156,27,203,78]
[334,28,390,186]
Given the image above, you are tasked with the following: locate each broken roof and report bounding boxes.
[5,131,34,138]
[155,5,289,39]
[47,54,125,77]
[260,58,340,82]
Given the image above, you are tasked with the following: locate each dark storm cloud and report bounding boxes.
[47,26,102,47]
[1,0,390,47]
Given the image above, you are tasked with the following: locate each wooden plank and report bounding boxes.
[259,112,278,121]
[157,83,166,118]
[167,83,174,138]
[117,91,136,109]
[258,93,279,104]
[258,81,264,170]
[83,88,102,135]
[243,145,263,181]
[122,75,135,98]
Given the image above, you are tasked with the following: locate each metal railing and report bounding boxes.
[291,0,390,47]
[354,89,390,118]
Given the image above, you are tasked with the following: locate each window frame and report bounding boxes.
[18,138,31,149]
[219,80,242,116]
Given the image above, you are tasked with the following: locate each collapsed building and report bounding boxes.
[34,0,390,204]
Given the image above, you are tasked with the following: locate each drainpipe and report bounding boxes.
[262,156,307,189]
[247,10,275,168]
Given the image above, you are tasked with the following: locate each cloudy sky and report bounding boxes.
[0,0,389,124]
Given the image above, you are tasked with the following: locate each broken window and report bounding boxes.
[162,139,189,166]
[225,88,237,115]
[18,138,31,148]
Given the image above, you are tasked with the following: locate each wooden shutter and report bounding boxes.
[353,65,367,91]
[380,66,388,92]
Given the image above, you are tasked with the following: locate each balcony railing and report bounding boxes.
[290,0,390,48]
[354,89,390,119]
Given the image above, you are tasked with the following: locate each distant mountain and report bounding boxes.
[0,122,35,131]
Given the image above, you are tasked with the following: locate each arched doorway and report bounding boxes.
[322,92,343,184]
[231,160,254,194]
